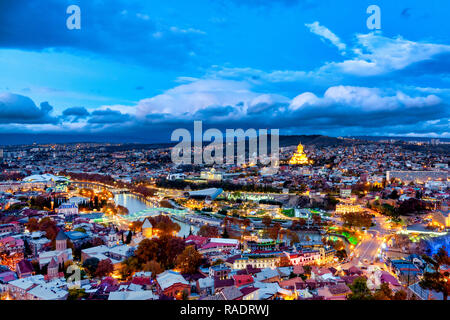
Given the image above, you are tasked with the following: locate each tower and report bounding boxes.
[55,230,68,251]
[142,218,153,238]
[47,257,59,280]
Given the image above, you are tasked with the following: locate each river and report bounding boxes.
[114,193,198,237]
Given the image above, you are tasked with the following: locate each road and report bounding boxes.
[347,214,392,267]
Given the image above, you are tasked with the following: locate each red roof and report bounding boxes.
[132,277,151,286]
[232,274,254,287]
[185,235,209,246]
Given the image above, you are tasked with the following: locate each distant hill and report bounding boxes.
[277,135,354,147]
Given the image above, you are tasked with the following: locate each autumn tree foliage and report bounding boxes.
[142,260,163,277]
[268,222,281,240]
[341,211,373,230]
[95,259,114,278]
[148,214,181,236]
[197,225,219,238]
[135,235,186,270]
[262,215,272,228]
[176,246,203,274]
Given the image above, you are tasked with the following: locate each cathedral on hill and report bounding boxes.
[289,143,311,165]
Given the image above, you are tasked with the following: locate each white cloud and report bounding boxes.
[305,21,347,54]
[134,79,257,116]
[322,33,450,76]
[289,85,441,111]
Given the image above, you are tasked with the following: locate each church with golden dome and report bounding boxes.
[289,143,312,165]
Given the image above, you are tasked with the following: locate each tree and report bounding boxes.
[142,260,163,277]
[149,215,181,236]
[82,257,100,278]
[312,214,321,225]
[419,246,450,300]
[286,230,299,246]
[26,218,39,232]
[38,217,59,241]
[373,283,392,300]
[341,211,373,230]
[276,254,293,267]
[197,225,219,238]
[268,222,281,240]
[119,256,140,279]
[125,231,132,244]
[336,249,347,261]
[348,277,373,300]
[262,215,272,228]
[176,246,202,274]
[95,259,114,278]
[388,189,400,200]
[135,239,158,264]
[393,290,408,300]
[180,289,189,300]
[67,288,88,300]
[298,218,306,228]
[222,227,230,238]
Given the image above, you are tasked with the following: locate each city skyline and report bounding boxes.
[0,0,449,143]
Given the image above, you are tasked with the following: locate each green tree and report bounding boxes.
[419,246,450,300]
[348,277,373,300]
[222,227,230,238]
[373,283,392,300]
[82,257,100,278]
[67,288,88,300]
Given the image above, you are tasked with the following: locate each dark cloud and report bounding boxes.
[0,0,205,69]
[62,106,89,117]
[87,108,131,124]
[0,93,57,124]
[62,106,90,122]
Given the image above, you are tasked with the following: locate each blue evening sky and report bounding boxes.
[0,0,449,142]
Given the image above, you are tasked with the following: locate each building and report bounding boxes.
[200,168,222,181]
[16,259,34,279]
[81,244,135,269]
[38,230,73,268]
[431,210,450,228]
[209,264,231,279]
[340,187,352,198]
[156,270,190,299]
[142,218,154,238]
[386,171,448,184]
[285,250,321,266]
[335,203,364,215]
[231,253,280,270]
[56,203,78,216]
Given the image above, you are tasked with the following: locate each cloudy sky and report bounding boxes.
[0,0,449,142]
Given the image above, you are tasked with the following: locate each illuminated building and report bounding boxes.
[431,210,450,228]
[335,202,364,215]
[142,218,154,238]
[386,170,448,184]
[200,168,222,181]
[289,144,311,165]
